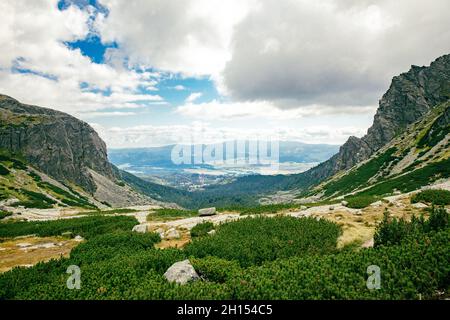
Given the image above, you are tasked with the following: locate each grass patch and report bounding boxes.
[147,208,198,221]
[11,189,57,209]
[0,211,12,220]
[190,222,214,238]
[80,208,139,215]
[322,148,398,197]
[344,195,379,209]
[411,189,450,205]
[37,182,96,209]
[186,216,341,267]
[354,157,450,198]
[0,215,138,240]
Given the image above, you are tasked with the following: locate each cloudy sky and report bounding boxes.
[1,0,449,148]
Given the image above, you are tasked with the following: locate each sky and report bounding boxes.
[1,0,449,148]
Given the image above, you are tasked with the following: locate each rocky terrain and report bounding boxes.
[301,54,450,183]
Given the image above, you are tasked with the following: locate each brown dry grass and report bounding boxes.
[310,196,429,248]
[0,236,81,273]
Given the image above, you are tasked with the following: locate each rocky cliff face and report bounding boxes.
[0,94,116,193]
[306,54,450,182]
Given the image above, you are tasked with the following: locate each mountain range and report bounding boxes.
[0,54,449,210]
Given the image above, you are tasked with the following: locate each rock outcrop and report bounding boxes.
[0,94,116,193]
[163,260,200,285]
[305,54,450,182]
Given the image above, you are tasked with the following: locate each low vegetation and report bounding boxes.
[185,216,341,267]
[147,208,197,221]
[224,203,301,215]
[321,148,397,198]
[0,207,448,300]
[0,215,138,240]
[344,195,379,209]
[374,207,449,247]
[190,222,214,238]
[411,189,450,205]
[353,157,450,198]
[79,208,138,215]
[0,211,12,220]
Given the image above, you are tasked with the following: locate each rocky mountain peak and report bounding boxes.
[0,94,116,193]
[306,54,450,182]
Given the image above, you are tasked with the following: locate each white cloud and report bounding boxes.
[92,122,365,148]
[223,0,450,107]
[176,100,376,121]
[173,85,186,91]
[96,0,255,76]
[185,92,203,103]
[0,0,164,115]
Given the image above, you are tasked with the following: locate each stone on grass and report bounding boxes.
[74,235,84,242]
[198,207,216,216]
[164,260,200,285]
[132,224,148,233]
[411,202,428,209]
[207,229,216,236]
[164,228,180,240]
[341,201,348,207]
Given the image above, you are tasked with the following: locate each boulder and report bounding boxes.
[207,229,216,236]
[411,202,428,209]
[74,235,84,242]
[341,201,349,207]
[164,228,180,240]
[370,201,383,207]
[198,207,216,216]
[300,205,307,210]
[329,206,334,211]
[164,260,200,285]
[132,224,148,233]
[155,228,165,238]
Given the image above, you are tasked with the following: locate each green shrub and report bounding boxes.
[219,203,302,215]
[322,148,397,197]
[69,231,161,264]
[354,157,450,197]
[345,195,379,209]
[411,189,450,205]
[191,256,241,283]
[148,208,197,220]
[11,189,57,209]
[0,215,138,240]
[228,229,450,300]
[0,215,449,300]
[38,182,96,209]
[80,208,138,215]
[186,216,341,267]
[190,222,214,238]
[0,164,10,175]
[374,207,449,247]
[0,210,12,220]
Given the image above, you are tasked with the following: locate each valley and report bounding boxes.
[0,54,449,300]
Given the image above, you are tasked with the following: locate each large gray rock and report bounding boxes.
[164,228,180,240]
[198,207,216,216]
[164,260,200,285]
[132,224,148,233]
[412,202,428,209]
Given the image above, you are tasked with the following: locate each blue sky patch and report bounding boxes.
[65,35,117,64]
